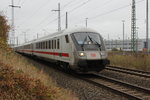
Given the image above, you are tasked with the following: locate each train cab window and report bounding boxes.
[57,39,59,49]
[65,35,69,43]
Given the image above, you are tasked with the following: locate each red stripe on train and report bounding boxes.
[18,50,69,57]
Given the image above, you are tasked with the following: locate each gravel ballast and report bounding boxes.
[99,69,150,89]
[25,57,130,100]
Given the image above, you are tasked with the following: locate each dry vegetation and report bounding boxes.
[0,48,78,100]
[0,13,78,100]
[108,51,150,71]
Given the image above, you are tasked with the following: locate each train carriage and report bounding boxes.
[15,28,110,72]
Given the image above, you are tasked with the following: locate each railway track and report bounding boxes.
[77,73,150,100]
[105,66,150,78]
[25,56,150,100]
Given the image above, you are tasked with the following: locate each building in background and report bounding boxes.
[104,39,150,52]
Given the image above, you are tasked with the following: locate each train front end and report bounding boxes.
[71,31,110,72]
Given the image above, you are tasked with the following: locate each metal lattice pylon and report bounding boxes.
[131,0,136,52]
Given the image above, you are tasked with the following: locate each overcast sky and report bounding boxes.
[0,0,149,44]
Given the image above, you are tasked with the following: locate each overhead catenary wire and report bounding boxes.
[20,0,26,6]
[20,0,145,41]
[34,0,113,29]
[45,0,93,27]
[19,0,79,31]
[44,0,135,30]
[89,0,144,20]
[19,0,52,25]
[74,0,145,25]
[61,0,78,10]
[68,0,92,13]
[17,0,22,5]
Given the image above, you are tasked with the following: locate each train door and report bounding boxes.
[53,37,62,61]
[52,39,55,60]
[61,35,71,62]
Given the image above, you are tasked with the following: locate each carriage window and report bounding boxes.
[40,43,42,49]
[47,41,49,49]
[43,42,44,49]
[46,41,47,49]
[36,43,37,49]
[49,40,51,49]
[40,42,42,49]
[57,39,59,49]
[54,40,56,49]
[44,42,46,49]
[52,40,53,49]
[36,43,38,49]
[65,35,69,43]
[41,42,42,49]
[38,43,40,49]
[40,42,41,49]
[39,43,40,49]
[44,41,46,49]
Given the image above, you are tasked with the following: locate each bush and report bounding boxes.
[0,13,10,42]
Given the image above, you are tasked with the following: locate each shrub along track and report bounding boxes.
[105,66,150,78]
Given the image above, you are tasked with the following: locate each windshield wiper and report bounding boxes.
[81,36,87,51]
[88,35,101,48]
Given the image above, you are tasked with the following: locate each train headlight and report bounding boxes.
[79,52,85,57]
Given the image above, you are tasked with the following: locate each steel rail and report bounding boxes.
[84,73,150,100]
[76,76,143,100]
[22,55,150,100]
[106,66,150,78]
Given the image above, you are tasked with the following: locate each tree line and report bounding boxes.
[0,12,10,43]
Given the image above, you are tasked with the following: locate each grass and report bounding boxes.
[108,51,150,71]
[0,40,78,100]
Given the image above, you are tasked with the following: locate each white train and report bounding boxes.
[15,28,110,72]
